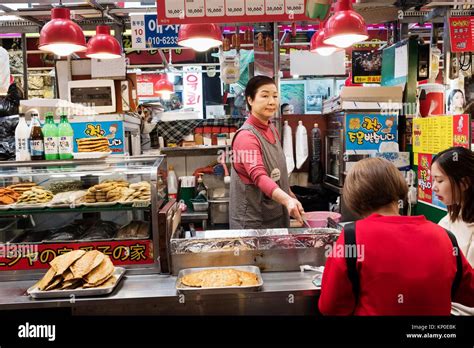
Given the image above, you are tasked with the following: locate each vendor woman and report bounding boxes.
[230,75,304,229]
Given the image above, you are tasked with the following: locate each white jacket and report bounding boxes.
[438,215,474,268]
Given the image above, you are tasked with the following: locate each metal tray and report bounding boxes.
[176,265,263,295]
[27,267,126,299]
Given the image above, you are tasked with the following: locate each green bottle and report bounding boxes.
[58,114,74,160]
[43,112,59,160]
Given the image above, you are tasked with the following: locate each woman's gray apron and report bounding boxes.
[229,123,290,229]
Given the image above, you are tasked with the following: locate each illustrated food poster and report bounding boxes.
[417,153,446,210]
[412,114,470,165]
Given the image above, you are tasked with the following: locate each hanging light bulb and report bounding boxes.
[178,24,223,52]
[86,25,122,59]
[323,0,368,48]
[155,75,174,99]
[310,28,340,56]
[39,7,87,56]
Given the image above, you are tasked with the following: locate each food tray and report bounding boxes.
[0,205,14,210]
[27,267,126,299]
[12,203,49,210]
[79,201,119,207]
[176,265,263,295]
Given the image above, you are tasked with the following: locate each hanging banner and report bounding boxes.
[157,0,322,25]
[417,153,446,210]
[130,14,180,49]
[183,66,204,118]
[448,16,474,53]
[345,114,398,151]
[0,239,153,271]
[412,114,470,165]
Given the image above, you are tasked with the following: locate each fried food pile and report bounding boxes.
[34,250,117,291]
[17,187,54,204]
[181,269,259,288]
[0,188,20,205]
[76,137,110,153]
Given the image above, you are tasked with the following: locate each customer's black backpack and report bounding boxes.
[343,222,463,304]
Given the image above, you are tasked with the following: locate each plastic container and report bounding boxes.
[304,211,341,228]
[167,166,178,199]
[192,201,209,212]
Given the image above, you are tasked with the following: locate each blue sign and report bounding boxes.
[71,121,125,154]
[131,14,179,49]
[345,114,398,151]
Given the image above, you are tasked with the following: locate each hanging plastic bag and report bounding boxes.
[282,120,295,175]
[0,47,10,94]
[295,120,308,169]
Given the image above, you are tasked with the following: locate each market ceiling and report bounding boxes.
[0,0,472,32]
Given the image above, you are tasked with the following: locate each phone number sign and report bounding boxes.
[131,14,179,49]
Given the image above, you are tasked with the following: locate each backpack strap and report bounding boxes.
[443,228,463,299]
[343,222,360,302]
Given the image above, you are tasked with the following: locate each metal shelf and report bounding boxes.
[0,203,151,216]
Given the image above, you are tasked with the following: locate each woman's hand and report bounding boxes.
[284,197,305,223]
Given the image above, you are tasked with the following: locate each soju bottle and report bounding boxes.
[29,113,45,161]
[43,112,59,160]
[58,114,74,160]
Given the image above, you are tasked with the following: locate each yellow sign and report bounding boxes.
[412,116,453,165]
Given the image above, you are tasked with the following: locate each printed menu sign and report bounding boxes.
[412,115,470,165]
[449,16,474,53]
[157,0,308,24]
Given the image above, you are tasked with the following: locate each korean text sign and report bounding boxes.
[345,114,398,151]
[131,14,180,49]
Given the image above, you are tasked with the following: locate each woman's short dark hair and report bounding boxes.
[343,158,408,218]
[281,103,289,115]
[447,89,464,111]
[245,75,276,111]
[432,146,474,223]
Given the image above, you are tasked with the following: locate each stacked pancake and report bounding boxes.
[76,137,110,153]
[34,250,117,291]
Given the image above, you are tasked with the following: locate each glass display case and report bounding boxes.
[0,155,167,280]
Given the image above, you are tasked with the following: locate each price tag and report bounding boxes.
[206,0,225,16]
[246,0,265,15]
[226,0,244,16]
[285,0,305,14]
[186,0,205,17]
[132,200,150,208]
[165,0,185,18]
[265,0,284,15]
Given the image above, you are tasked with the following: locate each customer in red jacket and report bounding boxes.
[318,158,474,315]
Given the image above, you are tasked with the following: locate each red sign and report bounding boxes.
[453,114,470,148]
[157,0,318,25]
[417,153,433,205]
[449,16,474,52]
[0,239,153,271]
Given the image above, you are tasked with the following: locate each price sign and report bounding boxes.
[226,0,244,16]
[131,14,179,49]
[206,0,225,16]
[266,0,285,15]
[132,200,151,208]
[158,0,308,24]
[246,0,265,16]
[185,0,205,17]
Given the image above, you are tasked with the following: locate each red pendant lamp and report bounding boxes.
[155,75,174,99]
[39,7,87,56]
[178,24,223,52]
[86,25,122,59]
[323,0,368,48]
[310,26,341,56]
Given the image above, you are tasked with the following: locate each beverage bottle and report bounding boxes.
[167,165,178,200]
[310,123,322,184]
[15,113,31,161]
[58,113,74,160]
[29,113,45,160]
[43,112,59,160]
[195,173,208,199]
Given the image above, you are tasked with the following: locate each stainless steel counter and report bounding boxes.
[0,271,320,315]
